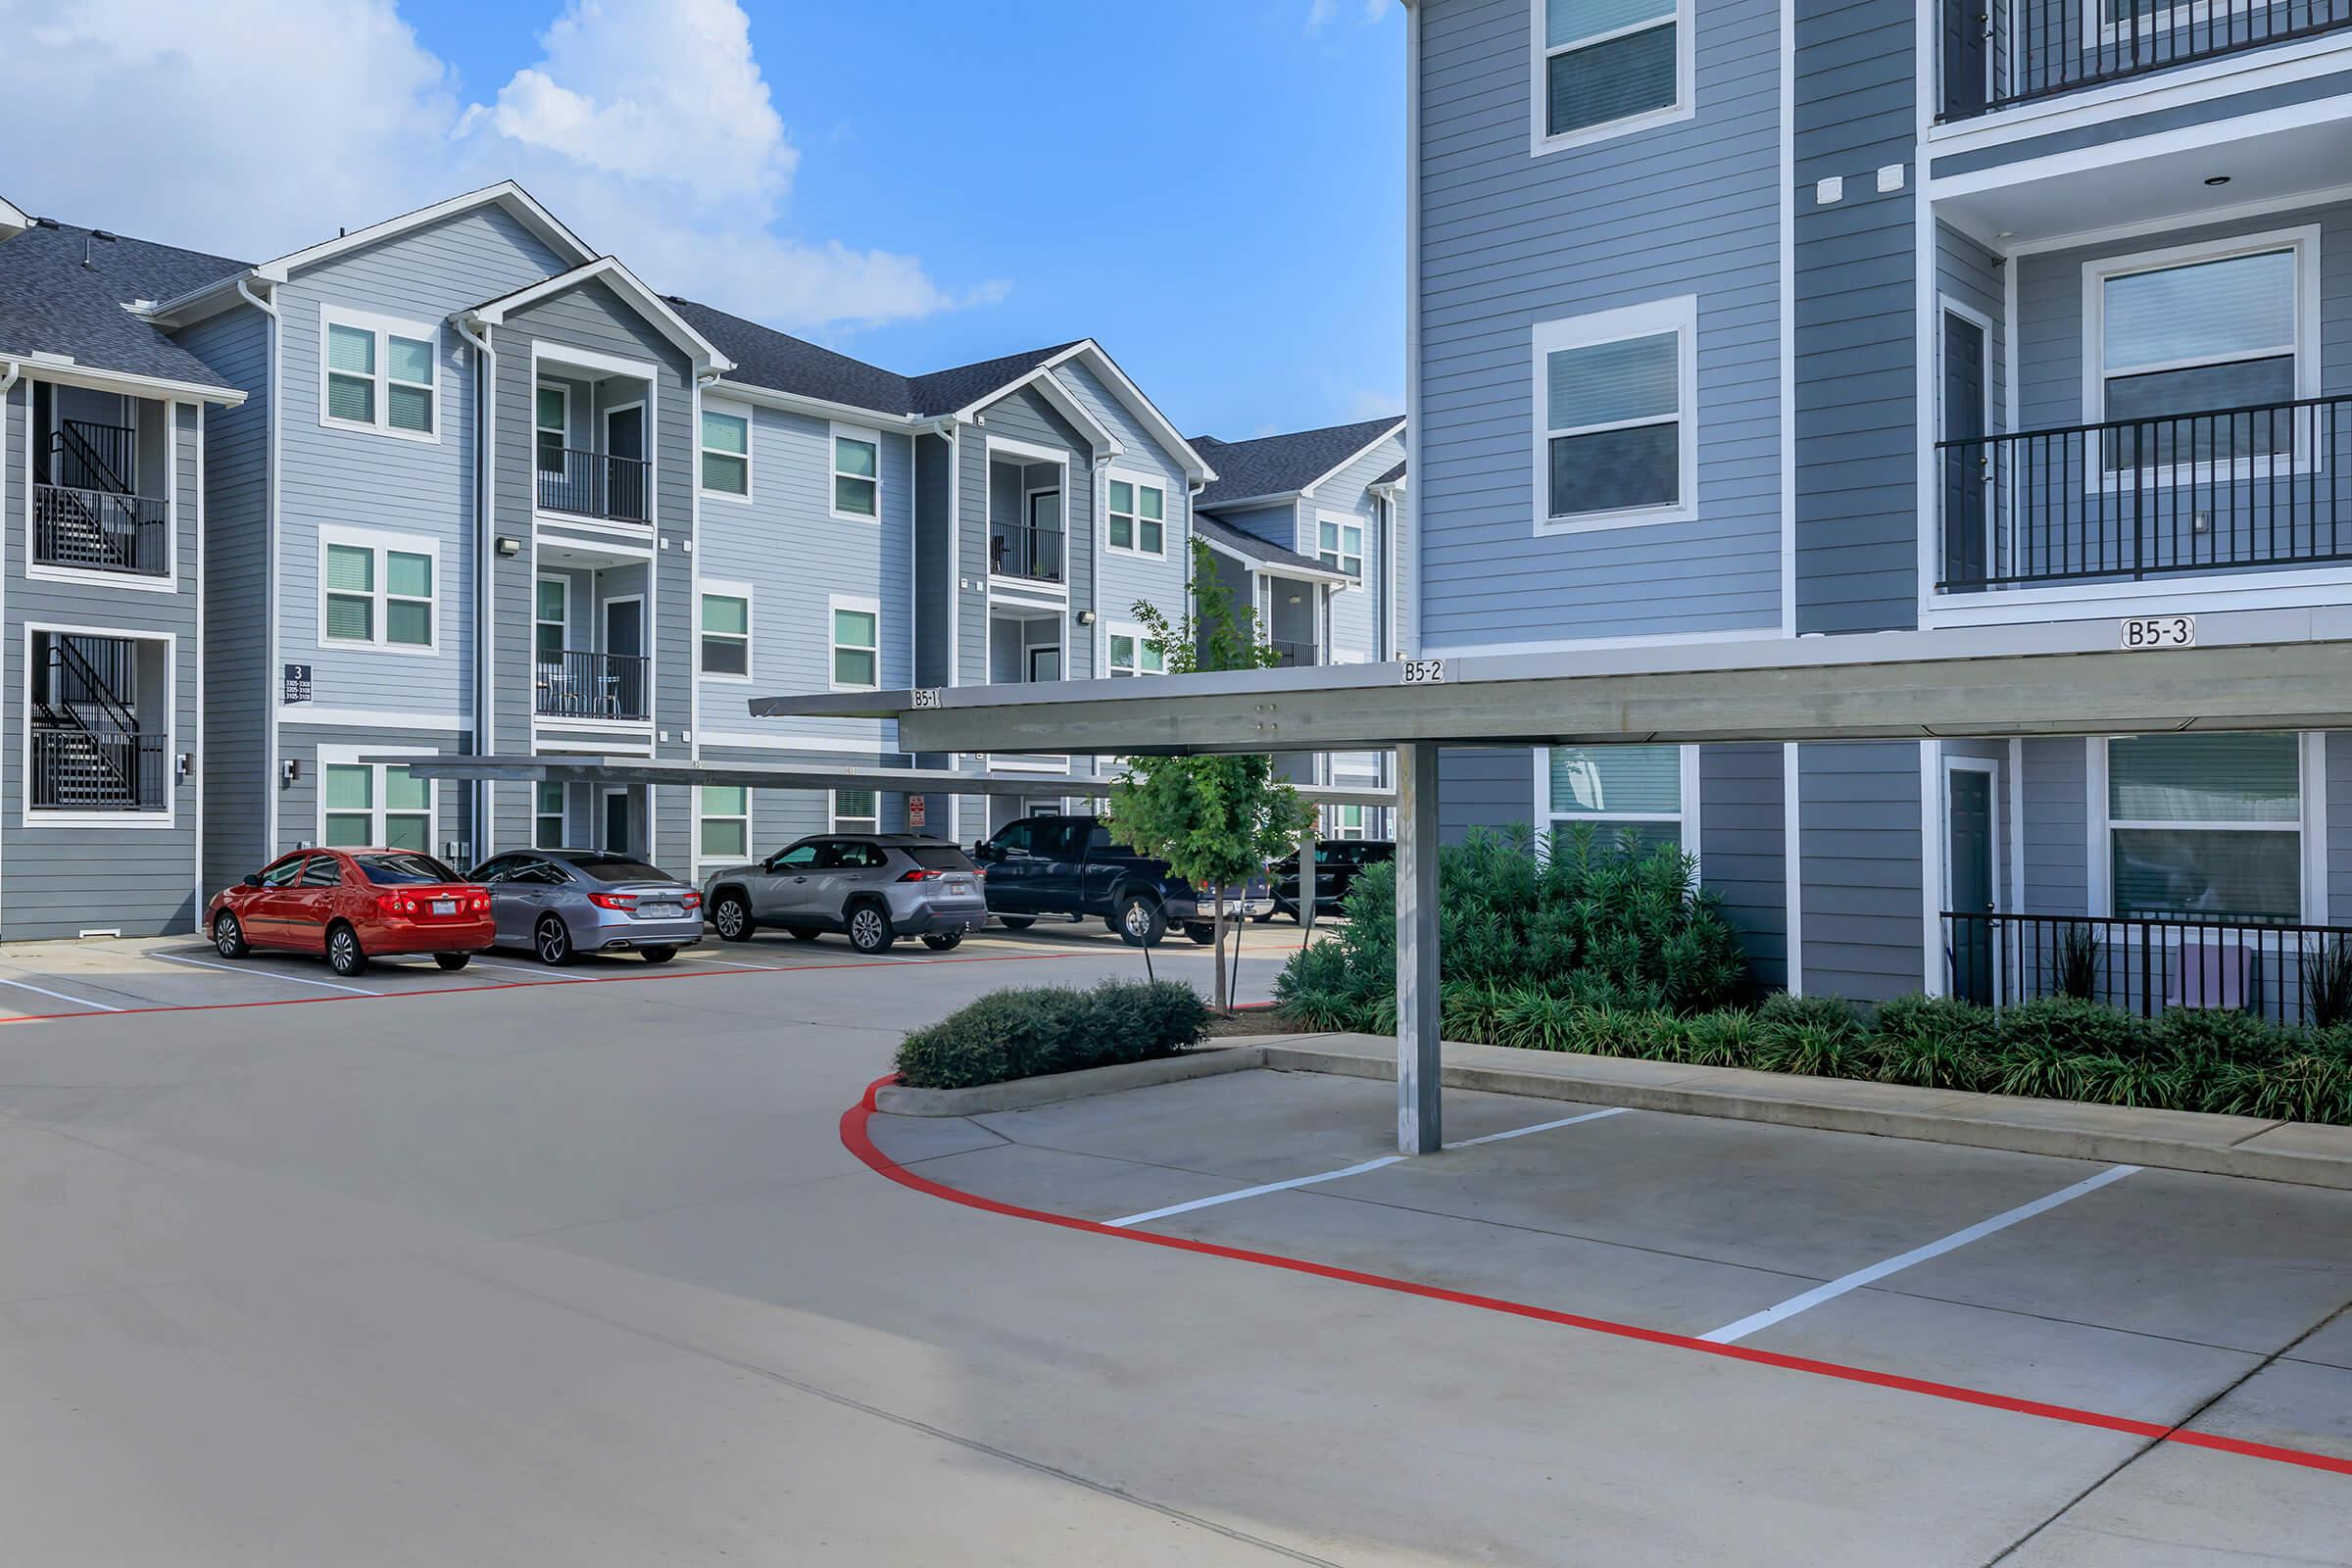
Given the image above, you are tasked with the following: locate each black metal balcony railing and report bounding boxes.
[536,448,650,523]
[1944,0,2352,119]
[33,484,170,576]
[29,727,168,812]
[1937,393,2352,591]
[1944,910,2352,1027]
[1267,639,1317,668]
[534,650,651,721]
[989,523,1064,583]
[53,419,136,493]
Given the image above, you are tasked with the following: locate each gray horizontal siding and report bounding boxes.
[1439,745,1535,842]
[1797,740,1924,1002]
[1699,742,1787,990]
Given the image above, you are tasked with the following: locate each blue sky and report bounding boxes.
[7,0,1404,440]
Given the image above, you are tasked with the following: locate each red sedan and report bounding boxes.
[206,849,495,978]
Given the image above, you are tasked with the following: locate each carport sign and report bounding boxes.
[909,795,927,830]
[283,663,313,705]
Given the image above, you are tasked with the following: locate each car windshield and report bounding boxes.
[568,856,672,883]
[353,853,461,886]
[906,845,976,872]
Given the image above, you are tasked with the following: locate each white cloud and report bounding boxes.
[1307,0,1393,32]
[0,0,995,332]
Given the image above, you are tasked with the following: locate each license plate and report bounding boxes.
[431,899,456,915]
[640,904,679,918]
[948,878,973,893]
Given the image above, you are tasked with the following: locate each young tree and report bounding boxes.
[1104,539,1313,1011]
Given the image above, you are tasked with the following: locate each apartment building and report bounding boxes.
[1405,0,2352,1008]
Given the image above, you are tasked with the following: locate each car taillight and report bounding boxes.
[682,891,702,908]
[470,894,490,913]
[587,891,638,910]
[899,868,945,882]
[377,893,420,916]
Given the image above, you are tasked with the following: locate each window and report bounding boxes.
[702,406,750,497]
[832,428,879,519]
[1535,0,1690,151]
[832,789,879,835]
[2087,233,2314,468]
[1107,476,1167,556]
[322,760,431,851]
[1326,804,1369,840]
[1544,743,1689,857]
[1317,517,1364,577]
[699,591,751,677]
[535,386,567,474]
[323,532,435,650]
[699,785,750,859]
[2105,733,2301,921]
[257,855,306,888]
[1533,298,1696,532]
[831,601,879,689]
[536,782,566,849]
[535,578,567,664]
[321,310,437,439]
[1106,625,1166,678]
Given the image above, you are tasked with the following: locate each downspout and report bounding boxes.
[456,315,495,855]
[0,360,17,935]
[237,277,281,860]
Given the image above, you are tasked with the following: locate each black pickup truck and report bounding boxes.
[972,813,1273,946]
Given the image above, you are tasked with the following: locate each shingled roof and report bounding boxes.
[0,219,246,393]
[1191,416,1404,510]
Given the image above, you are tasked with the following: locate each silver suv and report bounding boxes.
[702,834,987,955]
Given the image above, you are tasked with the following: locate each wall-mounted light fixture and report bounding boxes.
[496,535,523,558]
[175,752,194,783]
[280,759,301,787]
[1075,609,1098,626]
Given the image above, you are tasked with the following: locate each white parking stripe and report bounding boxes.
[1446,1105,1627,1149]
[1698,1163,2141,1345]
[156,952,383,997]
[678,954,792,970]
[0,975,124,1012]
[462,956,569,979]
[1106,1156,1406,1228]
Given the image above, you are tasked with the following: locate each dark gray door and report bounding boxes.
[602,791,631,856]
[1941,0,1987,119]
[1947,768,1996,1006]
[604,598,645,718]
[1941,312,1987,589]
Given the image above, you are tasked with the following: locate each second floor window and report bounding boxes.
[2092,237,2308,467]
[1107,478,1166,556]
[702,408,750,496]
[1107,628,1166,677]
[831,604,879,689]
[1538,0,1688,149]
[834,431,879,519]
[536,387,567,474]
[324,535,434,649]
[535,579,567,663]
[701,592,750,677]
[323,313,436,439]
[1318,519,1364,577]
[1534,298,1695,531]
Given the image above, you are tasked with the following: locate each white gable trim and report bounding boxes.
[0,193,27,236]
[1298,420,1408,499]
[967,367,1123,458]
[469,257,734,372]
[257,181,595,283]
[1053,342,1219,482]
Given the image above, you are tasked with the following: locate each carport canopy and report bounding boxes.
[744,607,2352,1155]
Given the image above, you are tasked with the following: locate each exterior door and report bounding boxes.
[1941,0,1986,119]
[604,405,648,519]
[603,598,645,718]
[1947,767,1997,1005]
[601,790,631,857]
[755,842,822,920]
[1027,645,1060,684]
[1940,312,1987,589]
[1027,491,1062,580]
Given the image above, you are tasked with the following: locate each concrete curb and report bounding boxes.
[874,1044,1281,1117]
[1246,1035,2352,1192]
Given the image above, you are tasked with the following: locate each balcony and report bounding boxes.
[29,727,168,811]
[36,420,168,578]
[534,649,651,721]
[1945,909,2352,1027]
[989,520,1064,584]
[28,632,169,813]
[1268,639,1317,668]
[1936,393,2352,591]
[536,447,650,524]
[1942,0,2352,120]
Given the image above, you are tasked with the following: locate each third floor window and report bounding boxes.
[322,311,437,440]
[1536,0,1690,152]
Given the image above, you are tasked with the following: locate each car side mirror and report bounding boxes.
[242,873,264,888]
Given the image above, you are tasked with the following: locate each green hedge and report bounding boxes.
[895,980,1213,1091]
[1276,985,2352,1126]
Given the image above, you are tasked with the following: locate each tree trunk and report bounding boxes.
[1211,887,1230,1013]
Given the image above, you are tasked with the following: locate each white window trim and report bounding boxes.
[534,381,569,472]
[1533,743,1702,875]
[1314,512,1366,580]
[2086,732,2322,922]
[829,593,882,692]
[535,780,568,850]
[830,422,883,524]
[318,304,442,444]
[701,397,754,503]
[2079,225,2322,489]
[318,523,441,656]
[1531,296,1699,535]
[21,622,177,829]
[315,744,441,858]
[700,577,754,685]
[26,388,181,595]
[1528,0,1695,158]
[1103,466,1170,560]
[534,574,571,665]
[696,783,754,870]
[830,787,880,835]
[1103,619,1166,678]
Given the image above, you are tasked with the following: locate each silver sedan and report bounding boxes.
[467,850,706,965]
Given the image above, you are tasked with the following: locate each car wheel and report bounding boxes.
[787,927,823,943]
[996,915,1035,930]
[1184,922,1216,946]
[534,915,575,967]
[845,902,895,955]
[921,931,963,952]
[213,912,250,959]
[711,892,754,942]
[1115,894,1165,948]
[325,922,368,977]
[435,953,471,971]
[639,946,676,964]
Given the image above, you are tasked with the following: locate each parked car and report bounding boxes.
[1267,840,1395,922]
[466,850,705,966]
[702,834,988,955]
[971,813,1273,946]
[207,849,494,977]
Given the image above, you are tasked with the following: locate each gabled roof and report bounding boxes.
[470,257,732,371]
[0,194,28,237]
[1195,512,1349,583]
[1372,459,1407,487]
[907,341,1085,417]
[1192,416,1405,510]
[258,180,595,284]
[0,218,247,397]
[666,296,915,416]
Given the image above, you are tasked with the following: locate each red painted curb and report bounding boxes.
[841,1073,2352,1479]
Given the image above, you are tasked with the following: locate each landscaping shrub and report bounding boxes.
[895,980,1210,1090]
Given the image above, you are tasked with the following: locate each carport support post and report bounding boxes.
[1298,825,1318,939]
[1396,743,1442,1153]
